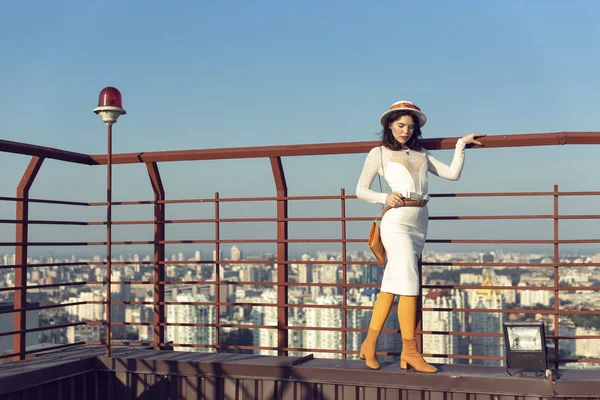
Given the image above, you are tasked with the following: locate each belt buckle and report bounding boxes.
[408,192,422,200]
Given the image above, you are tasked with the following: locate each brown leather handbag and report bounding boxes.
[368,147,387,264]
[368,214,386,264]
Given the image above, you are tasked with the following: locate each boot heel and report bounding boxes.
[359,350,365,360]
[400,360,408,370]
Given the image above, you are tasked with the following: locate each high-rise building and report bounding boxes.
[65,291,105,322]
[230,246,241,261]
[297,262,312,284]
[66,324,101,343]
[469,275,506,366]
[575,325,600,359]
[518,282,551,307]
[305,294,342,359]
[252,290,278,356]
[494,274,515,304]
[3,254,14,266]
[166,292,215,352]
[422,289,465,364]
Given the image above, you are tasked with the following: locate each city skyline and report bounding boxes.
[2,246,600,366]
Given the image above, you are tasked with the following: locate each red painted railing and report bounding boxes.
[1,132,600,367]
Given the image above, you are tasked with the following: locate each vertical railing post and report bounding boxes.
[214,192,221,353]
[340,188,348,359]
[553,184,559,368]
[416,257,423,353]
[270,157,289,356]
[14,156,43,361]
[146,162,165,349]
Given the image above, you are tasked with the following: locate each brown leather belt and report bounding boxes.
[384,199,428,213]
[403,199,428,207]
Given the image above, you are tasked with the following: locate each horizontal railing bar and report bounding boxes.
[4,213,600,228]
[430,191,553,198]
[147,281,600,292]
[5,260,592,268]
[0,342,87,360]
[0,219,89,225]
[0,139,94,164]
[110,280,381,288]
[25,281,105,290]
[558,191,600,196]
[422,284,600,291]
[0,219,90,226]
[5,319,599,342]
[0,196,94,206]
[3,190,599,209]
[87,132,600,165]
[7,238,593,246]
[99,301,600,315]
[418,331,600,340]
[422,262,600,267]
[0,261,105,269]
[0,301,88,314]
[5,214,600,227]
[421,307,600,315]
[0,321,87,337]
[429,215,554,220]
[103,280,600,292]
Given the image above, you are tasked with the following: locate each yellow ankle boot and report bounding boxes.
[400,339,437,373]
[360,292,395,370]
[359,328,381,369]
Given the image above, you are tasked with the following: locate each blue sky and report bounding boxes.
[1,0,600,257]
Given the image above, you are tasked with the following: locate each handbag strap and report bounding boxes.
[375,146,387,222]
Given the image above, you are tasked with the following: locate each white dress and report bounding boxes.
[356,139,466,295]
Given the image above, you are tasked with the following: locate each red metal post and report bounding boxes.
[270,157,289,356]
[13,156,44,361]
[553,184,559,368]
[214,192,220,352]
[146,162,165,348]
[106,124,113,357]
[416,257,423,352]
[340,188,348,359]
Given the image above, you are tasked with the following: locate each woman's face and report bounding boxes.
[388,115,415,145]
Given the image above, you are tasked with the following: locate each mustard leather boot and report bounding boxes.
[359,328,381,369]
[400,338,437,373]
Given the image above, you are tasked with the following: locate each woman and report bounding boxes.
[356,100,485,372]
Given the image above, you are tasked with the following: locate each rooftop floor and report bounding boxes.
[2,345,600,399]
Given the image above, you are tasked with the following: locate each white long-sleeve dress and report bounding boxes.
[356,139,466,295]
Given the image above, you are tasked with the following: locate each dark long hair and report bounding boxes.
[379,110,423,151]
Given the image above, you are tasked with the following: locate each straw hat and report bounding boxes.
[379,100,427,127]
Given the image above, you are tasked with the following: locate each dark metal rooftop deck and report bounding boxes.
[2,344,600,399]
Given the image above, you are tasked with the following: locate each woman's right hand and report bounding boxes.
[386,192,405,208]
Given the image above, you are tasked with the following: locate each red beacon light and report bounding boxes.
[93,86,126,125]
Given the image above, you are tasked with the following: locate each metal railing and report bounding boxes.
[1,132,600,367]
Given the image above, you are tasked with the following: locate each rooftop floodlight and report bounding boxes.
[503,321,549,377]
[93,86,126,125]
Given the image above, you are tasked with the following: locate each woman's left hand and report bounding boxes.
[461,133,487,146]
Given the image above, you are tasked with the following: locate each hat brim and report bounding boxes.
[379,109,427,128]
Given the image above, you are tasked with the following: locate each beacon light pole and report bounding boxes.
[93,87,126,357]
